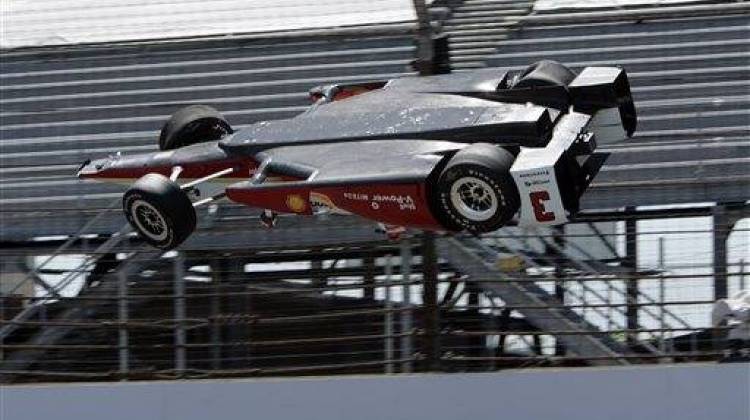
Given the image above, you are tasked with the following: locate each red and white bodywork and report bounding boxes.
[77,62,637,249]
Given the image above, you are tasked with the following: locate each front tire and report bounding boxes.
[123,173,196,250]
[159,105,232,151]
[433,144,520,233]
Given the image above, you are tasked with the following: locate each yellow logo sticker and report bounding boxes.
[286,194,307,213]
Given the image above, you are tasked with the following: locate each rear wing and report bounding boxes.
[510,65,638,226]
[569,66,637,138]
[511,112,595,226]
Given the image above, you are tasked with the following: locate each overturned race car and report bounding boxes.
[78,60,637,250]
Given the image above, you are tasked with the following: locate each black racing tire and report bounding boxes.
[433,144,520,233]
[514,60,577,89]
[159,105,233,151]
[123,173,196,250]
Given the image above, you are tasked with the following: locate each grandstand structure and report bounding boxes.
[0,0,748,382]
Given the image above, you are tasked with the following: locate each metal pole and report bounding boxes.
[552,227,566,356]
[224,258,247,368]
[606,280,613,333]
[740,259,746,291]
[625,210,639,346]
[400,239,413,373]
[658,237,666,352]
[363,251,376,301]
[422,232,441,371]
[117,269,129,380]
[384,254,394,374]
[174,253,186,376]
[311,258,324,289]
[210,260,222,370]
[411,0,435,75]
[713,205,729,300]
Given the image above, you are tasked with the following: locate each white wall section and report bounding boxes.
[1,0,417,49]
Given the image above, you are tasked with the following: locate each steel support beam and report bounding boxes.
[438,237,631,366]
[625,207,639,346]
[713,205,730,300]
[0,250,162,382]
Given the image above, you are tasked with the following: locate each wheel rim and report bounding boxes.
[449,176,499,222]
[131,199,169,242]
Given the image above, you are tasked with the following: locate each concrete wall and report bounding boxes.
[2,363,748,420]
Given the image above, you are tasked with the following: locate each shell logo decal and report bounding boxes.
[286,194,307,213]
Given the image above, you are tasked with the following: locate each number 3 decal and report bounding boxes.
[529,191,555,222]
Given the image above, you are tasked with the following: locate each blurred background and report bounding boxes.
[0,0,748,383]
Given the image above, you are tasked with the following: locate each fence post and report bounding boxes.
[400,239,413,373]
[625,210,639,346]
[118,269,129,380]
[658,237,666,352]
[713,205,729,300]
[363,251,376,301]
[210,259,222,370]
[422,232,441,371]
[174,253,186,376]
[384,254,394,374]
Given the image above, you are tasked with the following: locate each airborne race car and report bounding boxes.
[78,61,637,250]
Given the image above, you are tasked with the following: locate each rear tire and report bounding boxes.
[433,144,520,233]
[123,173,196,250]
[514,60,576,89]
[159,105,232,151]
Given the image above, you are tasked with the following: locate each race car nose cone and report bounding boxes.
[76,159,92,178]
[76,158,107,178]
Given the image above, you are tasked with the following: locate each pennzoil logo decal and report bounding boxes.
[310,192,336,209]
[310,192,350,215]
[286,195,307,213]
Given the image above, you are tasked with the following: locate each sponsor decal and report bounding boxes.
[524,179,551,187]
[344,191,416,211]
[285,194,307,213]
[344,192,369,201]
[310,192,336,209]
[372,194,416,211]
[310,192,350,215]
[518,169,550,178]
